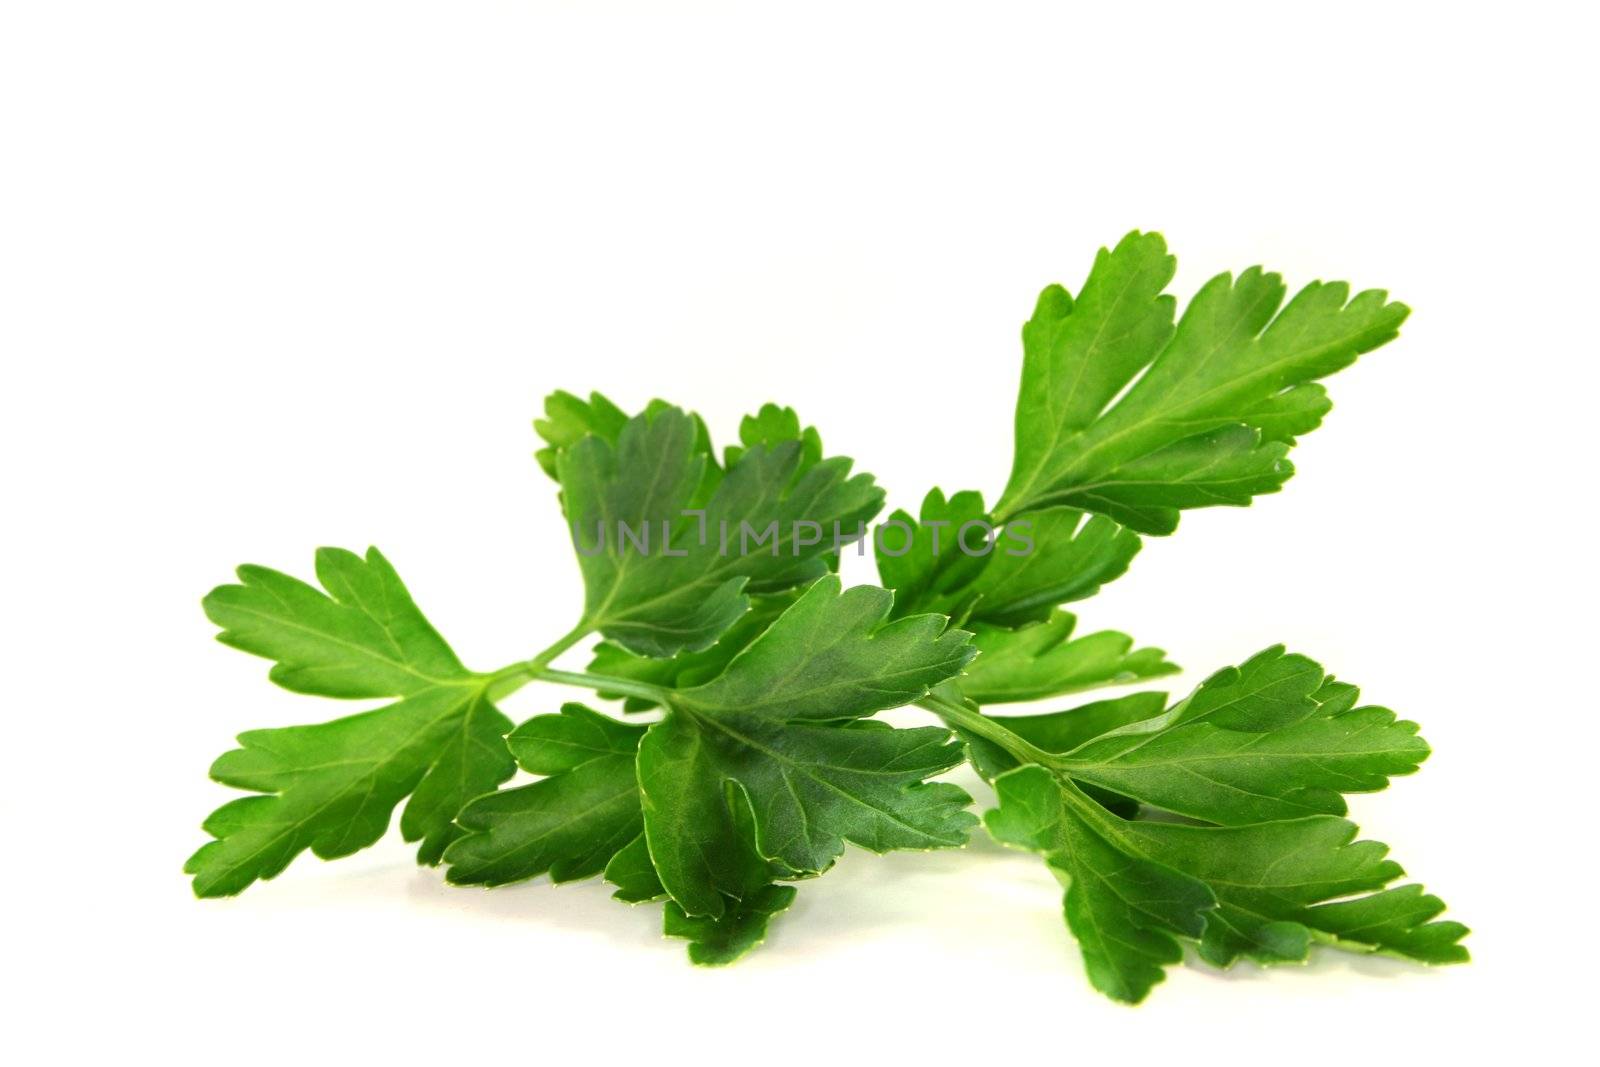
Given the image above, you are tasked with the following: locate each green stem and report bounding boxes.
[530,667,674,707]
[528,622,592,671]
[923,694,1135,843]
[494,630,1058,762]
[917,691,1056,766]
[482,622,595,700]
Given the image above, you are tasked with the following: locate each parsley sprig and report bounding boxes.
[189,232,1466,1002]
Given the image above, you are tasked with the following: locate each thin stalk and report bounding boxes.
[531,667,674,707]
[527,622,592,671]
[917,691,1057,766]
[482,622,594,700]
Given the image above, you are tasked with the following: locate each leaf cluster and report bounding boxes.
[190,233,1464,1000]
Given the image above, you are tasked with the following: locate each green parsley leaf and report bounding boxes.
[590,757,802,965]
[986,766,1213,1003]
[585,591,799,711]
[188,687,513,895]
[994,231,1408,533]
[960,507,1142,627]
[401,696,519,866]
[1121,816,1469,968]
[637,576,977,918]
[1057,646,1430,824]
[877,489,1141,624]
[664,884,799,966]
[873,488,1163,706]
[958,611,1176,704]
[202,546,471,699]
[448,703,797,966]
[988,764,1465,1002]
[723,402,824,471]
[658,792,799,966]
[188,549,515,894]
[534,389,629,479]
[189,235,1464,1000]
[875,488,992,620]
[559,405,883,656]
[602,834,665,903]
[444,704,646,887]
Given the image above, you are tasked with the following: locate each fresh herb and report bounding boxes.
[189,232,1466,1001]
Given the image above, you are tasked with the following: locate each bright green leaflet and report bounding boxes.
[994,230,1408,533]
[723,402,824,471]
[534,389,629,480]
[986,765,1213,1003]
[874,488,1166,709]
[606,778,820,962]
[1120,816,1469,968]
[446,703,800,963]
[585,590,799,711]
[877,488,1141,625]
[875,488,992,620]
[947,645,1428,824]
[447,577,978,959]
[559,405,883,657]
[638,576,978,918]
[602,834,664,903]
[188,548,515,894]
[959,611,1176,704]
[931,642,1463,1001]
[629,785,800,964]
[203,546,469,699]
[962,506,1142,627]
[664,885,799,966]
[571,398,843,688]
[987,764,1466,1001]
[1055,648,1431,824]
[444,704,646,887]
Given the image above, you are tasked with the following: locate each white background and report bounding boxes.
[4,2,1595,1062]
